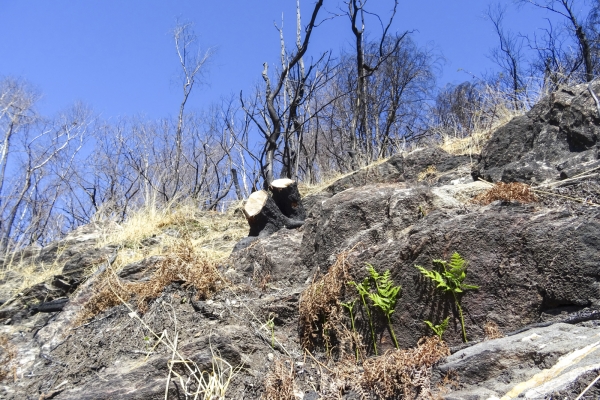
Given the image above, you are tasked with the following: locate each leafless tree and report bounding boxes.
[486,4,528,109]
[520,0,597,82]
[241,0,325,187]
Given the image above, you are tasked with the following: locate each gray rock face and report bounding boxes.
[474,81,600,183]
[351,204,600,349]
[436,323,600,399]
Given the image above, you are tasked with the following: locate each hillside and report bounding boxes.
[2,80,600,399]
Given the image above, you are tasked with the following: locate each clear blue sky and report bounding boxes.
[0,0,577,120]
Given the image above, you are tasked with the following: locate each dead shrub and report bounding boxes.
[0,335,16,382]
[79,238,224,321]
[360,336,450,399]
[262,358,296,400]
[298,251,355,357]
[472,182,537,205]
[484,321,504,340]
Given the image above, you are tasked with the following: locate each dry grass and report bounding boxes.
[298,157,391,198]
[484,321,504,340]
[360,336,450,399]
[298,251,356,357]
[262,357,297,400]
[97,201,247,268]
[0,334,16,382]
[417,165,439,183]
[472,182,538,205]
[79,238,225,321]
[438,85,531,156]
[0,246,67,299]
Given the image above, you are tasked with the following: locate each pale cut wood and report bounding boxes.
[270,178,294,189]
[244,190,269,217]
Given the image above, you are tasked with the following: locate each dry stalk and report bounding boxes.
[262,357,297,400]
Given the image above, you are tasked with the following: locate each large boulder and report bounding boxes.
[435,323,600,399]
[474,81,600,183]
[349,203,600,349]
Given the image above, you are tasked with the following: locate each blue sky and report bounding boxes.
[0,0,578,120]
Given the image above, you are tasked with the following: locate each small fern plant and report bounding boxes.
[365,264,401,349]
[424,317,449,341]
[416,252,478,342]
[348,277,378,355]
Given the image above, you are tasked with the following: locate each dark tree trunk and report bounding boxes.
[270,178,306,221]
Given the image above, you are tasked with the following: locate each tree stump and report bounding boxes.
[243,186,305,237]
[269,178,306,221]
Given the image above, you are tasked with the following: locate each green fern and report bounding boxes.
[416,252,478,342]
[366,264,401,349]
[424,317,449,340]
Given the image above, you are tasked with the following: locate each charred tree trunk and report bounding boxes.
[269,178,306,220]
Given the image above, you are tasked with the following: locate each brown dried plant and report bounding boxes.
[0,335,17,382]
[472,182,538,205]
[298,251,356,357]
[79,238,224,321]
[484,321,504,340]
[360,336,450,399]
[262,358,296,400]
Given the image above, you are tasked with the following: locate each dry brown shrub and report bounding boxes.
[79,238,224,321]
[262,358,296,400]
[360,336,450,399]
[484,321,504,340]
[472,182,538,205]
[417,165,439,183]
[0,335,16,382]
[298,251,354,356]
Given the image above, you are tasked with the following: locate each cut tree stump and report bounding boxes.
[269,178,306,221]
[243,187,305,237]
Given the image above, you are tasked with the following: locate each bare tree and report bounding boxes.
[486,4,528,109]
[520,0,596,82]
[172,22,213,200]
[241,0,325,187]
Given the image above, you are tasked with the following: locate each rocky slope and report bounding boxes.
[1,81,600,399]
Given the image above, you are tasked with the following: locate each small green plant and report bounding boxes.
[349,264,402,354]
[340,299,360,361]
[424,317,450,341]
[349,276,378,355]
[365,264,401,349]
[416,252,479,342]
[265,316,275,348]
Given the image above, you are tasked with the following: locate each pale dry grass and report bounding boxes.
[438,83,537,156]
[97,201,247,269]
[0,246,67,298]
[298,157,391,198]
